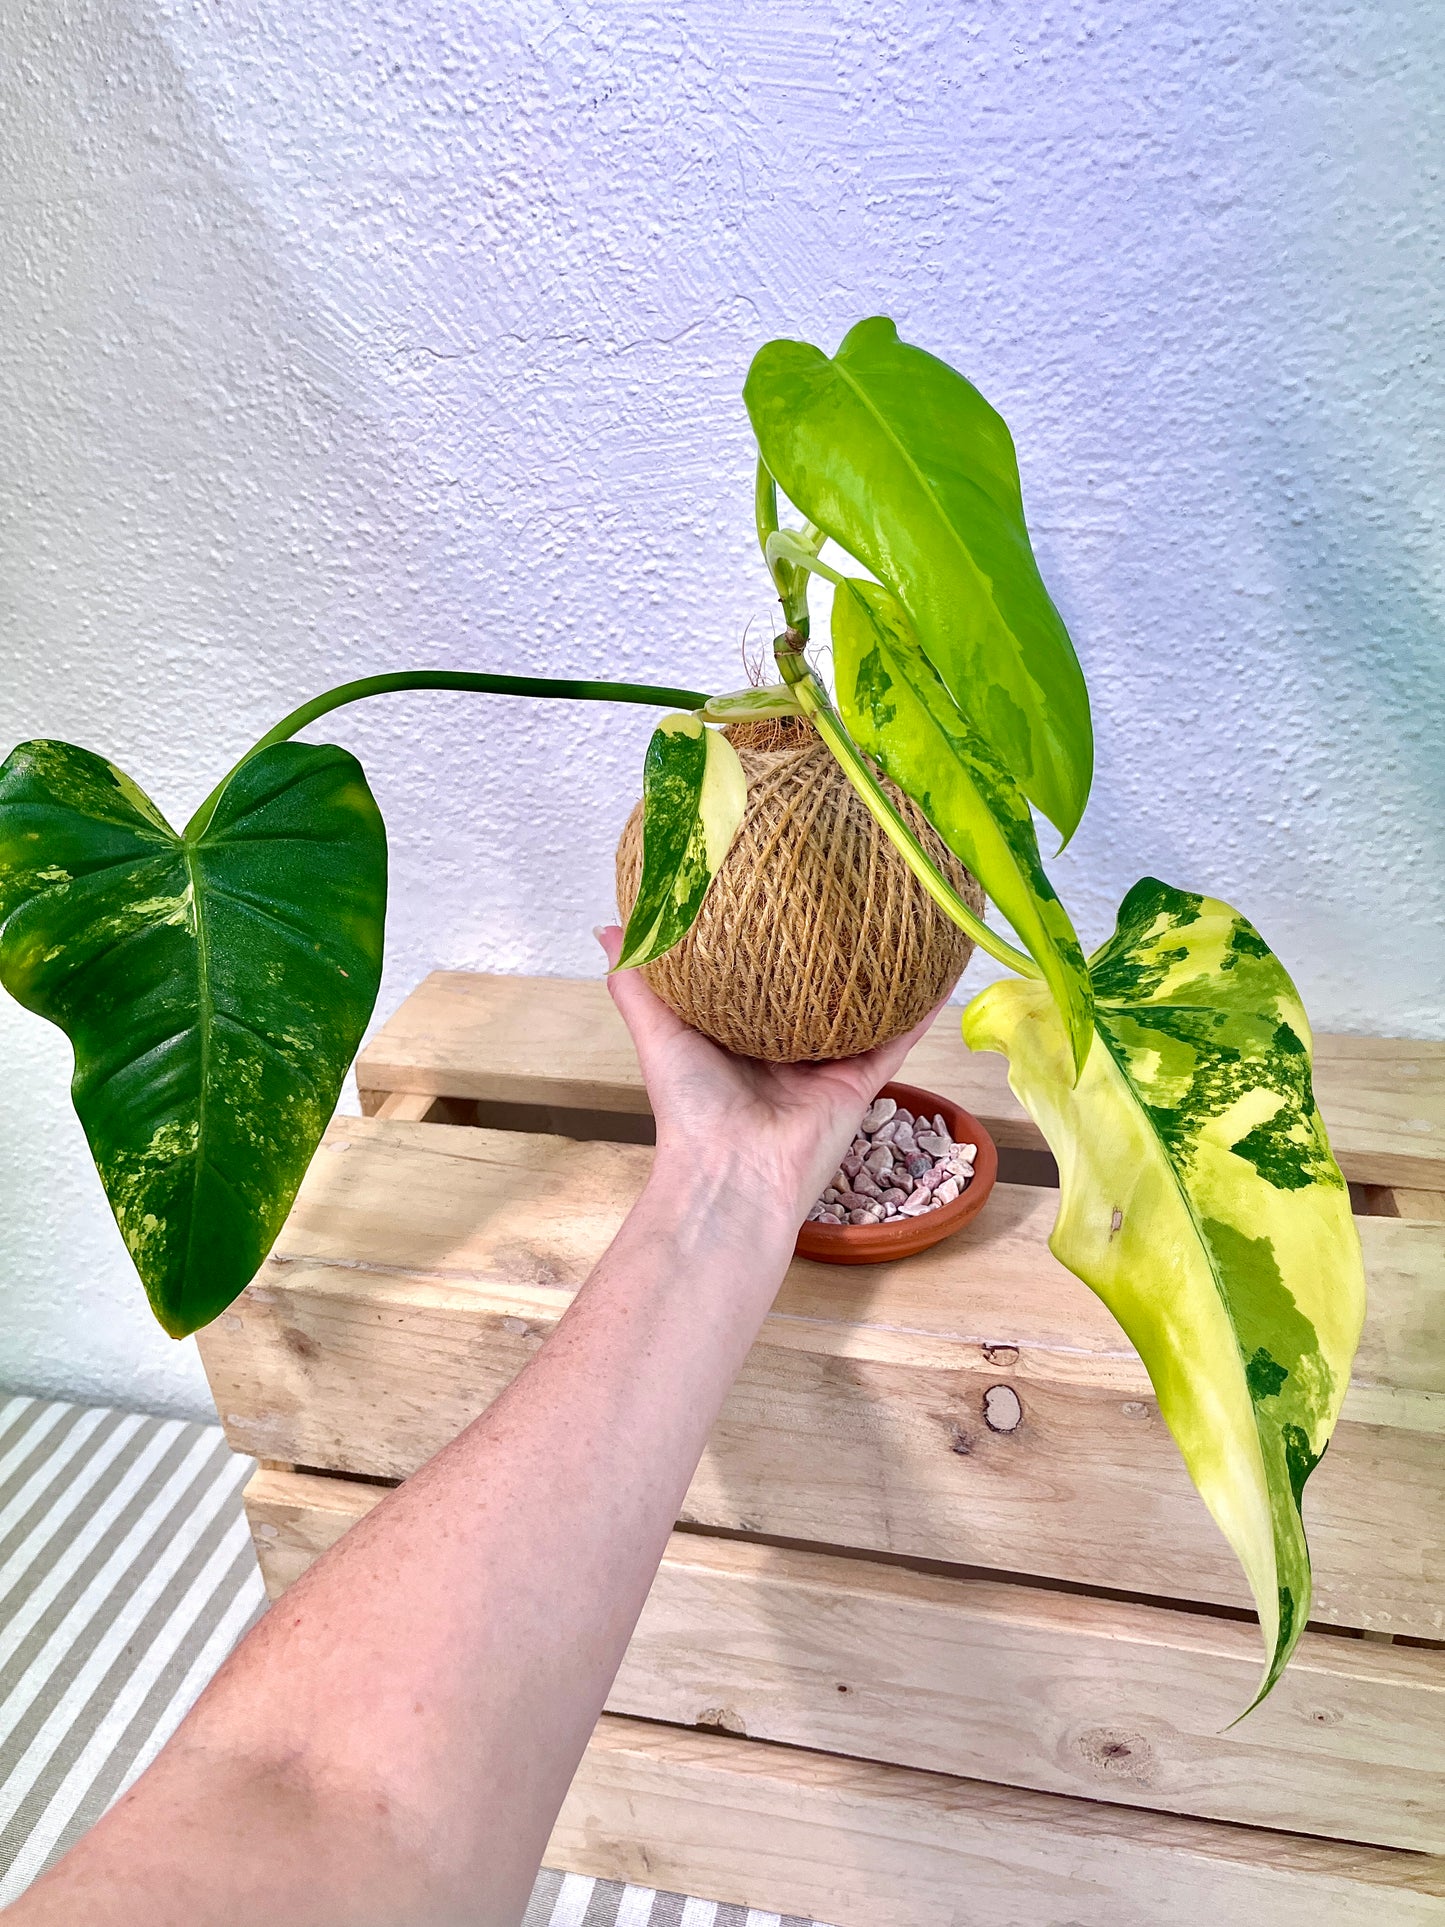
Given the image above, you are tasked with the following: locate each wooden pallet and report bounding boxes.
[197,973,1445,1923]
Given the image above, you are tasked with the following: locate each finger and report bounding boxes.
[594,922,692,1059]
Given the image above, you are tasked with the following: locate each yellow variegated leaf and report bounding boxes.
[615,715,746,970]
[697,685,803,723]
[963,877,1366,1707]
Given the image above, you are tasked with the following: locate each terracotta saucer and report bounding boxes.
[794,1080,998,1266]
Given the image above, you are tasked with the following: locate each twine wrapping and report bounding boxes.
[615,718,984,1061]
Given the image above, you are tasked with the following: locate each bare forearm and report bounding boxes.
[11,926,926,1926]
[12,1158,796,1927]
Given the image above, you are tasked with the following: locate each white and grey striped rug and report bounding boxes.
[0,1396,826,1926]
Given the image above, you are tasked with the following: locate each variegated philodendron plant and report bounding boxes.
[0,319,1364,1708]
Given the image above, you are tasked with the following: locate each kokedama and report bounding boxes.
[0,318,1366,1707]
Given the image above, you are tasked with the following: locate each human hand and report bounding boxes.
[597,925,945,1234]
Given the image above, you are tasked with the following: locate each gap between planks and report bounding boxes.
[362,1088,1445,1221]
[267,1462,1445,1650]
[355,971,1445,1191]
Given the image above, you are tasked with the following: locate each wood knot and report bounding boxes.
[282,1326,319,1363]
[982,1344,1019,1366]
[1074,1727,1155,1783]
[983,1385,1023,1432]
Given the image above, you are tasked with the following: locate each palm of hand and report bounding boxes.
[598,926,939,1223]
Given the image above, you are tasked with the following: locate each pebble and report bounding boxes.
[808,1097,976,1230]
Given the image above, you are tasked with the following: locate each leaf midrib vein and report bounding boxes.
[828,356,1002,626]
[181,840,212,1290]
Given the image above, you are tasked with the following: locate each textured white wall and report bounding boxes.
[2,1,1442,1419]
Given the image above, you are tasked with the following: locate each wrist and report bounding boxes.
[642,1147,802,1261]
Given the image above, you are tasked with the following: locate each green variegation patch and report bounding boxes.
[744,316,1093,839]
[0,738,387,1337]
[963,878,1366,1706]
[833,578,1093,1077]
[615,714,746,970]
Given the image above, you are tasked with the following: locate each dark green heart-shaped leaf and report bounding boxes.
[616,714,746,969]
[0,739,387,1336]
[964,879,1366,1705]
[744,316,1093,841]
[833,577,1093,1077]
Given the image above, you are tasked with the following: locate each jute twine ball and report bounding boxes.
[615,717,983,1062]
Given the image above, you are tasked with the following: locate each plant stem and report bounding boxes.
[772,633,1040,980]
[185,670,708,840]
[754,459,781,554]
[755,466,1034,979]
[755,458,814,632]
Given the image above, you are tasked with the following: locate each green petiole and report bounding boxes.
[771,634,1041,980]
[185,670,709,839]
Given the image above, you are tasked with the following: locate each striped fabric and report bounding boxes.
[0,1398,829,1927]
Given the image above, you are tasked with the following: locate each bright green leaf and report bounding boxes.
[744,315,1093,841]
[833,577,1093,1077]
[0,738,387,1337]
[616,715,746,969]
[962,879,1365,1705]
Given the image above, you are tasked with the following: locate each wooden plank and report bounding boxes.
[196,1118,1445,1635]
[369,1090,441,1123]
[241,1117,1445,1402]
[355,971,1445,1188]
[244,1467,1445,1853]
[549,1717,1445,1927]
